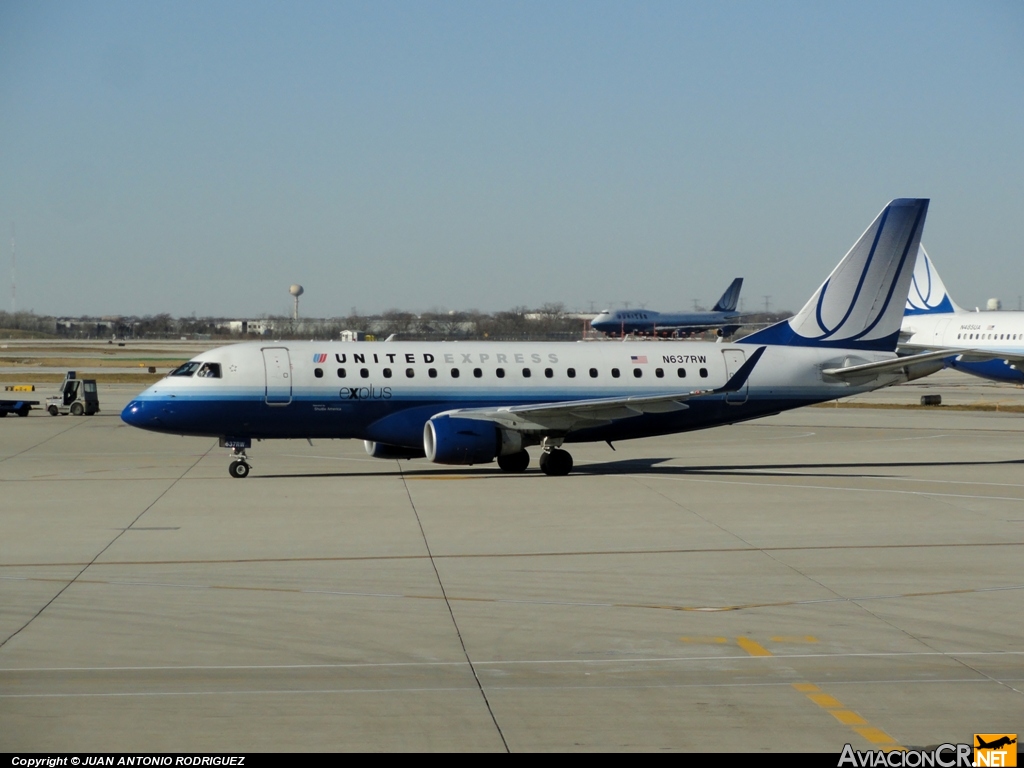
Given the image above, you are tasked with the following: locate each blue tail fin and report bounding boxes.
[905,246,961,315]
[712,278,743,312]
[741,198,929,351]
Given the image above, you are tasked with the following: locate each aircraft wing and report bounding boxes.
[822,348,973,381]
[440,346,766,432]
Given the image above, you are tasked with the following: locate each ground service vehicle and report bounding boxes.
[46,372,100,416]
[0,397,38,417]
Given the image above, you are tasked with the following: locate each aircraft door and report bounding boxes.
[721,349,747,405]
[934,317,952,345]
[262,347,293,405]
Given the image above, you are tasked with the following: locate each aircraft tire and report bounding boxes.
[70,403,84,416]
[539,448,573,477]
[48,405,59,416]
[497,450,530,473]
[229,460,250,479]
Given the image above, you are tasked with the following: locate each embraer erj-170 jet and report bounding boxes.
[590,278,743,337]
[902,247,1024,383]
[123,199,953,478]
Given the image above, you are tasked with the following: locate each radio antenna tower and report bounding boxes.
[10,224,15,314]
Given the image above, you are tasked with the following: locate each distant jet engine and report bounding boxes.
[364,441,426,460]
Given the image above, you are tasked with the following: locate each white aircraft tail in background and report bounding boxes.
[901,247,1024,383]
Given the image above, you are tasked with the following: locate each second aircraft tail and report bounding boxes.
[712,278,743,312]
[905,246,963,315]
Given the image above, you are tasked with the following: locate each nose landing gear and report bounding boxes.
[228,446,251,478]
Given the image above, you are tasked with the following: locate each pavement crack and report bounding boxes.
[398,461,510,753]
[0,441,215,651]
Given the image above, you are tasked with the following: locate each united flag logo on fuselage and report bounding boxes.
[313,353,327,363]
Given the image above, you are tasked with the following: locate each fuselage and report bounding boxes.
[590,309,742,336]
[122,339,902,447]
[901,312,1024,383]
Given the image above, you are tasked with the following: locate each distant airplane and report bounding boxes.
[901,246,1024,383]
[590,278,744,337]
[123,199,950,478]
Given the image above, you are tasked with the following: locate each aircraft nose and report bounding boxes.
[121,399,161,429]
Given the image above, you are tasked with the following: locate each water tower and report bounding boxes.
[290,284,304,320]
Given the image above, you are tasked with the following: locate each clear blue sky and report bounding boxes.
[2,1,1022,318]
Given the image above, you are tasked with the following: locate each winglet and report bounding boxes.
[717,346,766,393]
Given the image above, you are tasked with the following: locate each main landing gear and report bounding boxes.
[228,447,251,479]
[497,450,530,473]
[495,438,574,476]
[539,448,573,476]
[538,437,573,477]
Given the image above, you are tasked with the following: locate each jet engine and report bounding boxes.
[364,440,426,459]
[423,415,523,465]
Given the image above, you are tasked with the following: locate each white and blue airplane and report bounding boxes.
[902,247,1024,383]
[590,278,744,337]
[123,198,953,478]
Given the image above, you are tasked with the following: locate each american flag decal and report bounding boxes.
[630,355,648,364]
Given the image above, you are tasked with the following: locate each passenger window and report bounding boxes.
[428,368,437,378]
[496,368,505,378]
[360,368,370,378]
[523,368,532,378]
[589,368,598,378]
[406,368,415,378]
[337,368,346,378]
[383,368,392,378]
[544,368,554,378]
[314,368,323,379]
[677,368,686,378]
[567,368,576,378]
[699,368,708,378]
[633,368,642,378]
[611,368,620,378]
[655,368,664,378]
[473,368,483,378]
[451,368,460,378]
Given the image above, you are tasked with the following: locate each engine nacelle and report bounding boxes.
[424,416,522,465]
[900,359,946,382]
[364,440,426,460]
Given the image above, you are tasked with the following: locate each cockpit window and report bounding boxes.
[169,362,202,377]
[196,362,221,379]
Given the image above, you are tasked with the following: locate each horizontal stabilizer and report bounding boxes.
[822,348,968,381]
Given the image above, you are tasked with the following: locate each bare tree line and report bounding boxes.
[0,305,791,341]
